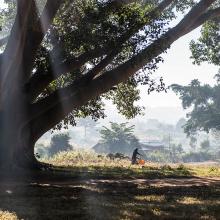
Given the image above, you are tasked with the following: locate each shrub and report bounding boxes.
[48,133,72,156]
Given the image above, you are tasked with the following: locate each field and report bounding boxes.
[0,150,220,220]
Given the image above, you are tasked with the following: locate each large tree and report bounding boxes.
[0,0,219,170]
[172,8,220,136]
[93,122,139,155]
[172,79,220,135]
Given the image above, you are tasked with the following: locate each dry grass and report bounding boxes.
[45,149,134,167]
[0,210,19,220]
[44,150,220,178]
[186,164,220,177]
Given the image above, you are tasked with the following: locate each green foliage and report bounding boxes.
[47,0,163,129]
[172,80,220,135]
[48,132,72,156]
[172,0,220,136]
[200,139,210,151]
[170,143,184,162]
[189,136,197,149]
[105,79,144,119]
[182,151,214,162]
[145,150,170,163]
[189,0,220,66]
[145,143,184,163]
[190,19,220,66]
[94,122,139,155]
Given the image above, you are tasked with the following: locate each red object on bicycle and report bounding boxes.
[138,159,145,165]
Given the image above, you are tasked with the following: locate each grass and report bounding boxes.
[0,150,220,219]
[44,150,220,179]
[187,165,220,177]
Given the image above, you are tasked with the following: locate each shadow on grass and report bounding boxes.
[0,164,195,185]
[46,164,195,180]
[0,165,219,219]
[0,174,220,220]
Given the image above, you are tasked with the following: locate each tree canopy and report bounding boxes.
[93,122,139,154]
[1,0,219,134]
[172,79,220,135]
[172,5,220,136]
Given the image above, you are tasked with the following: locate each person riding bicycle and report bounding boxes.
[131,148,142,165]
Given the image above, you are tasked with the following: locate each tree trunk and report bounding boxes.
[0,135,39,171]
[0,118,41,171]
[0,89,41,171]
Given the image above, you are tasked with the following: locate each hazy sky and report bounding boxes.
[0,0,5,8]
[139,27,218,108]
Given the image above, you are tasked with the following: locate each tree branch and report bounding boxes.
[27,0,174,101]
[30,0,217,139]
[166,0,217,41]
[184,7,220,35]
[27,46,108,101]
[1,0,63,95]
[21,0,64,81]
[30,50,118,121]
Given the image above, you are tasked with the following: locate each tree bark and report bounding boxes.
[0,134,38,171]
[0,0,63,171]
[0,89,40,171]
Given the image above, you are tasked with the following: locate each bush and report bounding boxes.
[182,151,214,162]
[48,133,72,156]
[145,151,171,163]
[160,165,172,171]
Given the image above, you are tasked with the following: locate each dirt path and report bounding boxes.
[86,177,220,187]
[1,176,219,188]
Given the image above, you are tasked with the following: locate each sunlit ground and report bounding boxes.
[1,151,220,220]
